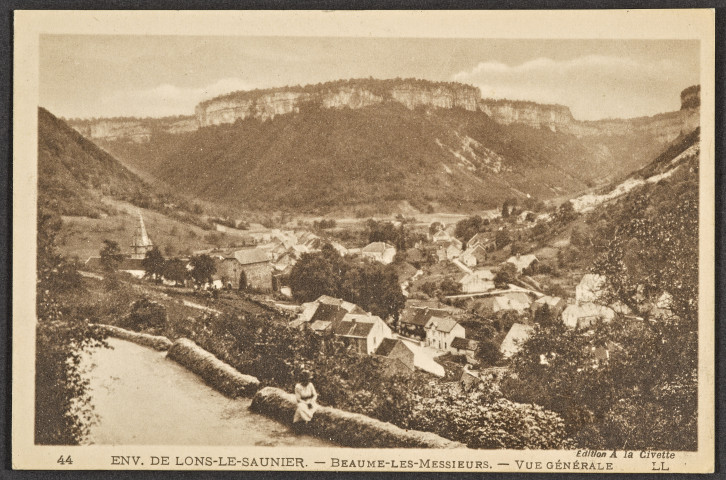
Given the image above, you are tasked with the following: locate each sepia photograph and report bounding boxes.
[12,9,715,472]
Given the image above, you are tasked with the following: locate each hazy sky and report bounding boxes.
[39,36,699,121]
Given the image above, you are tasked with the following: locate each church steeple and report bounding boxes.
[130,211,153,259]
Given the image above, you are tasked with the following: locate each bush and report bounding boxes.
[119,298,167,332]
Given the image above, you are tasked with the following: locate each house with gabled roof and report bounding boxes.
[399,307,455,340]
[217,248,272,291]
[425,315,465,351]
[361,242,397,265]
[374,338,416,374]
[332,313,392,354]
[431,229,454,244]
[466,232,492,250]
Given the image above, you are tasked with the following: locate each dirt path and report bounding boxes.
[82,337,332,447]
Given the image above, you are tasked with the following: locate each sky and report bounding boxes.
[39,36,699,121]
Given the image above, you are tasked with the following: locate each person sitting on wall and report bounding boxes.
[293,370,318,430]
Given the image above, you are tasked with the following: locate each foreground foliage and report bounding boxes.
[36,208,107,444]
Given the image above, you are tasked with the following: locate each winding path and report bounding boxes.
[82,337,332,447]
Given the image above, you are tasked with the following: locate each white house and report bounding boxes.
[332,313,393,354]
[424,315,465,351]
[361,242,397,264]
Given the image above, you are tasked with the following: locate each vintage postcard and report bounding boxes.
[12,9,715,472]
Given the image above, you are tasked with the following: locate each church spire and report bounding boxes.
[130,210,153,259]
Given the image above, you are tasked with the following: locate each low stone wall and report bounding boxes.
[166,338,260,398]
[97,324,173,351]
[250,387,464,449]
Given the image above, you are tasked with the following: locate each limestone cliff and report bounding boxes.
[68,115,197,143]
[194,78,480,126]
[479,85,699,144]
[478,99,575,131]
[68,80,699,149]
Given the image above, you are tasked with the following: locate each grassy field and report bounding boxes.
[58,199,236,261]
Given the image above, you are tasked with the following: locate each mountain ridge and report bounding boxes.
[65,78,699,144]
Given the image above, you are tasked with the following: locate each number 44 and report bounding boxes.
[57,455,72,465]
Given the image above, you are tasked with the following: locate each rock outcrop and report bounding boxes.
[479,85,699,143]
[478,99,576,131]
[194,79,481,126]
[68,115,197,143]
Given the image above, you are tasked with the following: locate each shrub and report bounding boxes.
[120,298,167,332]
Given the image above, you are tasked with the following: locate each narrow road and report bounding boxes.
[82,337,333,447]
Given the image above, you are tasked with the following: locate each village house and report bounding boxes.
[500,323,534,359]
[437,241,463,262]
[505,253,539,273]
[466,233,492,251]
[424,315,465,351]
[431,228,455,244]
[332,313,393,354]
[459,243,488,267]
[217,248,272,291]
[361,242,397,264]
[374,338,416,374]
[297,295,365,323]
[399,307,457,340]
[478,292,531,314]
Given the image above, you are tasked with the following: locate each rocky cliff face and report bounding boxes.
[478,99,575,131]
[68,81,700,147]
[479,85,700,144]
[194,79,480,127]
[68,116,197,143]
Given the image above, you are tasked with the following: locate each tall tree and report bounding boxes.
[142,246,165,283]
[99,239,123,272]
[162,258,189,286]
[189,254,216,286]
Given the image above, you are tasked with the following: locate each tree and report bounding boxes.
[162,258,188,286]
[289,251,342,302]
[99,239,123,272]
[454,215,484,243]
[476,339,502,366]
[554,200,578,224]
[494,262,517,289]
[429,221,443,236]
[495,229,511,249]
[505,320,697,450]
[189,254,216,286]
[142,246,165,283]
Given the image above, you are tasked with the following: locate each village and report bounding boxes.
[81,200,672,385]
